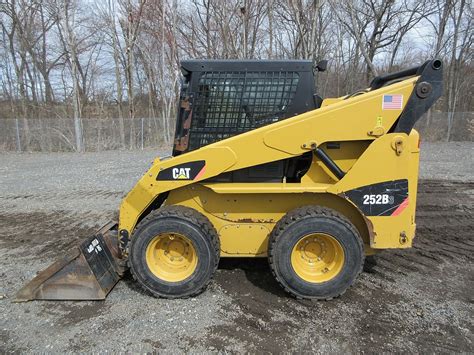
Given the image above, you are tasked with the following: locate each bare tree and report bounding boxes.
[0,0,472,151]
[97,0,127,148]
[276,0,331,61]
[1,0,35,149]
[57,0,84,152]
[118,0,146,149]
[331,0,430,83]
[444,0,472,141]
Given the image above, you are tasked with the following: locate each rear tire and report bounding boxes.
[268,206,364,300]
[129,205,219,298]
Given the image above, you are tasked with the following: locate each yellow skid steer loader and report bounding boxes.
[16,59,443,301]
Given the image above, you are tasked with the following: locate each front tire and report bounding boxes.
[268,206,364,300]
[129,205,219,298]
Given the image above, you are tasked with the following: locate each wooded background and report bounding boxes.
[0,0,472,152]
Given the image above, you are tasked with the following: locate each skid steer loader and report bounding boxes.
[16,58,443,301]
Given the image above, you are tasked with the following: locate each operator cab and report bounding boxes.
[173,60,323,156]
[172,59,328,183]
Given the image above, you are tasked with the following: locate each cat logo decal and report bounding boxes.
[172,167,191,179]
[156,160,206,181]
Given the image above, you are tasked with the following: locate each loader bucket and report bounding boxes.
[15,221,125,302]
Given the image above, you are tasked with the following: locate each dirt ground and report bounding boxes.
[0,142,473,353]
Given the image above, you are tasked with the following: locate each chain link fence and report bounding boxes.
[0,112,472,152]
[0,117,174,152]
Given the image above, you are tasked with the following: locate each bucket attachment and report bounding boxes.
[15,221,126,302]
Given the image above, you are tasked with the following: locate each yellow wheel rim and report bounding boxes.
[291,233,345,283]
[145,233,198,282]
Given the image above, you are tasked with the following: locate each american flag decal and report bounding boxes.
[382,94,403,110]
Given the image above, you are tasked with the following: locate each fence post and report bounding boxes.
[141,117,144,150]
[15,118,22,152]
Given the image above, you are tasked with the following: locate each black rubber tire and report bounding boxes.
[268,206,364,300]
[128,205,219,298]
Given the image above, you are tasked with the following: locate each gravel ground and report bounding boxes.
[0,142,473,353]
[418,142,474,181]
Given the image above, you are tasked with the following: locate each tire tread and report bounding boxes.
[268,205,365,300]
[128,205,220,299]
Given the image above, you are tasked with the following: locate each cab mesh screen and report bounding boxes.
[188,71,299,150]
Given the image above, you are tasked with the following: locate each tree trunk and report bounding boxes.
[63,2,84,152]
[113,37,126,148]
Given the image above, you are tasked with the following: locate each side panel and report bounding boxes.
[329,130,420,248]
[164,186,372,257]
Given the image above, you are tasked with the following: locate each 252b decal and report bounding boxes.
[362,194,394,205]
[345,180,409,216]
